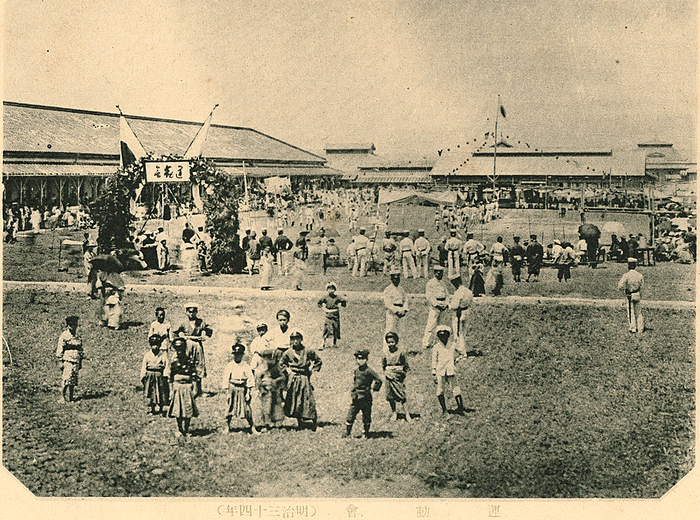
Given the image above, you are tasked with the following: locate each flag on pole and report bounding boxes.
[117,106,146,169]
[499,105,506,118]
[185,106,218,211]
[184,105,218,158]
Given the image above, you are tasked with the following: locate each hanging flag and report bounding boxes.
[117,106,146,169]
[500,105,506,118]
[184,105,218,158]
[185,105,218,211]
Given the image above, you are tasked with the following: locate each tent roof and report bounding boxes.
[378,189,459,206]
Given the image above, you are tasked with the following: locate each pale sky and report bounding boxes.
[3,0,697,160]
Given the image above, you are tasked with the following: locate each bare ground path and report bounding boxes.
[3,281,694,310]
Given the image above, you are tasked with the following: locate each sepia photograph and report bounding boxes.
[2,1,697,519]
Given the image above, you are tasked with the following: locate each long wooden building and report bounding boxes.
[3,101,342,208]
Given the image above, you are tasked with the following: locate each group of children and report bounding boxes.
[56,287,471,438]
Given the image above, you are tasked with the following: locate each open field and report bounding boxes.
[2,289,695,497]
[2,222,696,302]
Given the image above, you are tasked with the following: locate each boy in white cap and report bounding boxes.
[431,326,467,416]
[617,257,644,332]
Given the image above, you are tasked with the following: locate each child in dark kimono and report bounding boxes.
[317,282,347,349]
[280,330,322,430]
[381,332,412,423]
[140,334,170,415]
[469,260,486,297]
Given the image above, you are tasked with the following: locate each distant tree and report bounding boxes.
[90,164,141,252]
[190,158,245,273]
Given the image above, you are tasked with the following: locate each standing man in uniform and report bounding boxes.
[274,228,294,276]
[448,275,473,352]
[617,257,644,333]
[510,236,525,282]
[318,228,329,275]
[399,230,419,279]
[353,228,370,277]
[383,269,408,335]
[414,229,431,278]
[463,233,485,273]
[258,229,274,256]
[445,228,462,280]
[381,230,398,276]
[526,234,544,282]
[422,265,449,349]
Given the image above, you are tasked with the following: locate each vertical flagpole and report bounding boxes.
[243,161,249,207]
[493,95,499,194]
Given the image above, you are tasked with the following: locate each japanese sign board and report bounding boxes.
[145,161,191,183]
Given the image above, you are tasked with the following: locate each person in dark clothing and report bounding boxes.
[510,236,526,282]
[525,234,544,282]
[342,349,382,439]
[258,229,274,255]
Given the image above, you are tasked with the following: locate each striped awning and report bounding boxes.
[3,163,117,177]
[353,174,432,184]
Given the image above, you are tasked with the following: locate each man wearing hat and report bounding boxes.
[83,240,98,298]
[463,232,484,274]
[414,229,431,278]
[445,228,462,279]
[551,239,563,262]
[422,266,449,349]
[174,303,213,397]
[246,231,260,276]
[399,230,419,279]
[526,234,543,282]
[448,275,473,352]
[318,228,329,275]
[431,325,467,415]
[274,228,294,276]
[617,258,644,333]
[383,270,407,334]
[258,229,274,255]
[510,236,525,282]
[353,228,370,277]
[381,230,398,276]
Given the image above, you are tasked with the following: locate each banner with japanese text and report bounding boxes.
[145,161,191,183]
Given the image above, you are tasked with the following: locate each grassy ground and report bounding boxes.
[2,290,695,497]
[2,225,695,302]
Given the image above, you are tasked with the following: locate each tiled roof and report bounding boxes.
[3,102,325,164]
